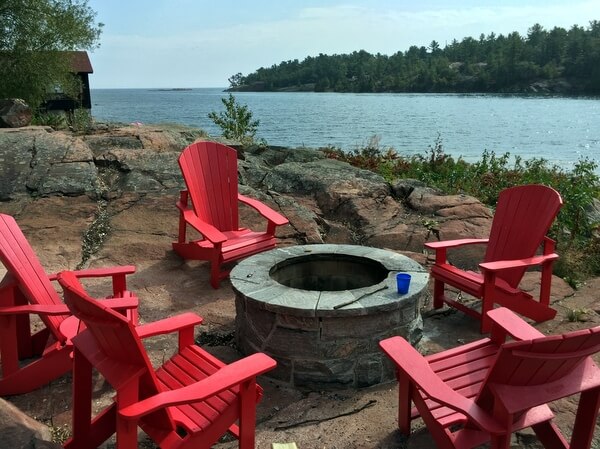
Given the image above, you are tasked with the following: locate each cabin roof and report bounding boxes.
[69,51,93,74]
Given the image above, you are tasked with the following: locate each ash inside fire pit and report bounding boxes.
[231,244,428,390]
[270,254,388,291]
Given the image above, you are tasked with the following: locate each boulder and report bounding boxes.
[0,128,38,200]
[391,178,433,200]
[84,134,144,151]
[0,398,60,449]
[0,98,32,128]
[262,158,388,197]
[0,127,98,199]
[94,148,183,194]
[406,187,482,215]
[83,124,207,153]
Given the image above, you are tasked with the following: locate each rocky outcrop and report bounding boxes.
[0,99,33,128]
[0,124,494,269]
[0,126,97,199]
[0,124,585,449]
[0,398,60,449]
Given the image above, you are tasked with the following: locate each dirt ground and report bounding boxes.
[8,267,600,449]
[3,195,600,449]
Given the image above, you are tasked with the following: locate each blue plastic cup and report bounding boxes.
[396,273,411,294]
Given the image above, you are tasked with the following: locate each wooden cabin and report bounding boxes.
[44,51,93,112]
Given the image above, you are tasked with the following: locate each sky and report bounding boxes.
[86,0,599,89]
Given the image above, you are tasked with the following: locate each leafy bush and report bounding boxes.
[31,111,68,130]
[32,108,94,134]
[70,108,93,133]
[208,93,260,145]
[324,134,600,283]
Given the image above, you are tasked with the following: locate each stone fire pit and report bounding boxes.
[231,244,428,389]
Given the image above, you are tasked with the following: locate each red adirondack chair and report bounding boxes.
[425,184,562,333]
[173,141,289,288]
[380,307,600,449]
[57,271,276,449]
[0,213,138,395]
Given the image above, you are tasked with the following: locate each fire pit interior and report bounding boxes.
[231,244,428,390]
[270,254,388,291]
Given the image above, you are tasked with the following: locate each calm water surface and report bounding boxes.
[91,88,600,171]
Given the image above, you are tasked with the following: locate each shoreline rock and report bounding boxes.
[0,123,589,449]
[0,124,495,269]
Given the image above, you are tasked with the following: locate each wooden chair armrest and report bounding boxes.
[101,297,139,311]
[479,253,559,272]
[238,194,289,226]
[0,298,137,316]
[425,238,489,250]
[118,352,276,419]
[177,208,227,244]
[76,265,135,278]
[50,266,136,299]
[425,239,489,264]
[486,308,544,343]
[0,303,70,315]
[380,336,504,434]
[135,312,203,339]
[48,265,136,281]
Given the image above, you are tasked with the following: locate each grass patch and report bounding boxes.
[77,202,111,269]
[50,423,71,444]
[567,308,591,322]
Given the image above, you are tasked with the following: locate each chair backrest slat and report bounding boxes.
[477,326,600,410]
[0,214,68,339]
[484,185,562,287]
[179,142,240,232]
[59,271,175,431]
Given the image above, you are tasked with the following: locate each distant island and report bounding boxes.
[228,21,600,95]
[151,88,193,91]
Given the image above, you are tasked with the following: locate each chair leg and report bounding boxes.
[116,420,139,449]
[115,379,141,449]
[210,248,226,289]
[433,279,445,309]
[569,388,600,449]
[397,373,412,435]
[480,302,493,333]
[531,421,569,449]
[177,213,187,244]
[238,379,257,449]
[67,347,93,449]
[0,315,21,379]
[490,434,511,449]
[210,259,221,289]
[480,274,496,333]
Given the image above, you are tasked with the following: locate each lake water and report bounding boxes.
[91,88,600,171]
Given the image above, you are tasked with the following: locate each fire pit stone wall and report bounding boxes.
[231,244,429,390]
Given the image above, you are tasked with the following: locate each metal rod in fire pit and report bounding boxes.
[332,284,389,309]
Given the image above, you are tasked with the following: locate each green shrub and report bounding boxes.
[324,135,600,283]
[208,93,260,145]
[31,111,67,130]
[70,108,93,133]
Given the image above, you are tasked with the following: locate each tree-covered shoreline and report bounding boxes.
[228,21,600,95]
